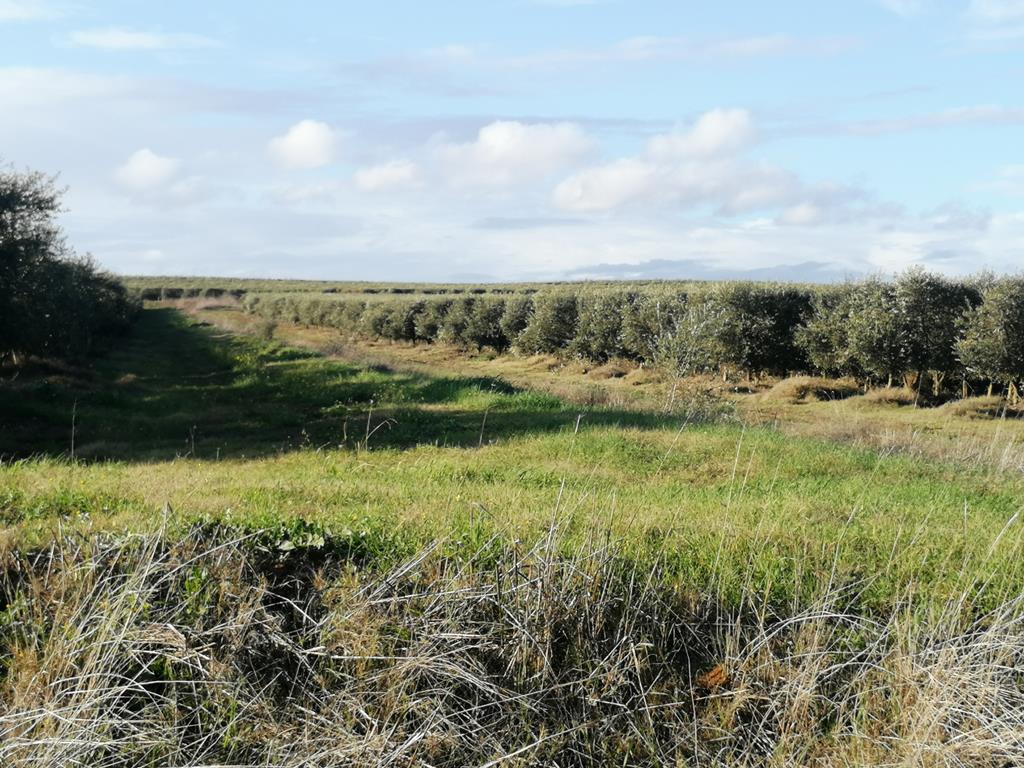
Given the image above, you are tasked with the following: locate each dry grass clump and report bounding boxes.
[856,386,919,406]
[163,296,241,313]
[521,354,563,372]
[587,358,635,380]
[624,366,664,386]
[763,375,861,404]
[3,526,1024,767]
[941,395,1023,419]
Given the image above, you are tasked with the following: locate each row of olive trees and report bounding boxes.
[243,270,1024,398]
[1,168,138,365]
[244,283,813,375]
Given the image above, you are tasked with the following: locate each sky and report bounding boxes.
[1,0,1023,282]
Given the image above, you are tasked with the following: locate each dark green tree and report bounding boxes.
[956,277,1024,401]
[516,293,578,354]
[1,167,137,363]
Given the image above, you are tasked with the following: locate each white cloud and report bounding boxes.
[355,160,422,191]
[793,105,1024,138]
[552,109,870,220]
[270,182,343,206]
[0,0,59,21]
[0,67,129,109]
[69,27,220,51]
[436,120,594,187]
[268,120,338,169]
[114,148,181,191]
[552,158,658,211]
[647,108,755,160]
[497,35,855,69]
[553,109,807,214]
[777,202,823,226]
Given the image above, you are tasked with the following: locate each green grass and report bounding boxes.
[0,309,668,460]
[3,307,1024,613]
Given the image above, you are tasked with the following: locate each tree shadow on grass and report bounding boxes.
[0,308,681,462]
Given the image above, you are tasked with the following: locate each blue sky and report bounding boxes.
[2,0,1023,281]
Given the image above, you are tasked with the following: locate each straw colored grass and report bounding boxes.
[762,375,861,404]
[3,526,1024,767]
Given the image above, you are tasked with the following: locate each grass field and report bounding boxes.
[5,305,1024,765]
[4,306,1024,608]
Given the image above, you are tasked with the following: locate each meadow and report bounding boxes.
[4,295,1024,765]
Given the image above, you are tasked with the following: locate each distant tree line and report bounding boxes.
[1,167,138,365]
[239,269,1024,401]
[129,281,539,300]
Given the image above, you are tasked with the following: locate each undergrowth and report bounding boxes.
[3,525,1024,766]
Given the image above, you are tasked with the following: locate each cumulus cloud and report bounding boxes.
[268,120,338,169]
[552,158,658,211]
[552,108,865,221]
[69,27,220,50]
[436,120,594,187]
[647,108,756,160]
[114,148,181,191]
[355,160,422,191]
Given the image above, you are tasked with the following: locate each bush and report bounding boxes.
[463,298,509,351]
[796,286,857,377]
[892,268,979,393]
[956,277,1024,401]
[227,269,1015,400]
[1,167,138,363]
[414,299,452,342]
[621,290,686,362]
[499,296,533,347]
[359,302,397,339]
[711,284,812,377]
[516,293,578,354]
[655,299,727,376]
[437,297,476,347]
[570,291,628,362]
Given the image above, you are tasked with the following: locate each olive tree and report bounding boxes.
[956,277,1024,401]
[796,286,857,377]
[1,167,137,363]
[621,290,687,363]
[498,295,533,348]
[516,292,578,354]
[570,291,628,362]
[463,298,509,351]
[654,299,728,376]
[892,267,978,394]
[711,284,811,378]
